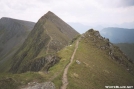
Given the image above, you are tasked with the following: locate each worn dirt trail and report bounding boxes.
[60,38,80,89]
[45,28,53,54]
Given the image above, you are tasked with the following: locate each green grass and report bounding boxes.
[37,41,76,89]
[52,43,75,89]
[0,72,45,89]
[37,30,134,89]
[0,29,5,35]
[9,18,77,73]
[1,29,134,89]
[66,30,134,89]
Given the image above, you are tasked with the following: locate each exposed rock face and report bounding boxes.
[0,17,35,72]
[21,54,60,72]
[21,82,55,89]
[9,11,79,73]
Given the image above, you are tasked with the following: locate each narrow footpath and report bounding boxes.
[45,27,53,54]
[60,38,80,89]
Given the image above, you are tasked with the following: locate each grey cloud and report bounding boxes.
[96,0,134,8]
[119,0,134,7]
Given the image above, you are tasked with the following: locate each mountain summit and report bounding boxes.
[9,11,79,73]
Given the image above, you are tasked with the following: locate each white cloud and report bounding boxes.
[0,0,134,27]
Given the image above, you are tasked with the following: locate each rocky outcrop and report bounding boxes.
[21,82,55,89]
[21,54,60,73]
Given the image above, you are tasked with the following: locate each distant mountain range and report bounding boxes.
[69,22,134,34]
[68,22,104,33]
[100,27,134,43]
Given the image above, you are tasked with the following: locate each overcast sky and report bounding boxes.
[0,0,134,29]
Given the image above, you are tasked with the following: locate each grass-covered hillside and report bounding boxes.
[0,29,134,89]
[40,29,134,89]
[9,11,79,73]
[0,72,46,89]
[0,17,35,72]
[58,29,134,89]
[0,11,134,89]
[0,37,77,89]
[115,43,134,61]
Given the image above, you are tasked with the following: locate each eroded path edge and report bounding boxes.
[61,38,80,89]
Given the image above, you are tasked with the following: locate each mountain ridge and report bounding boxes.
[0,11,134,89]
[9,11,79,73]
[0,17,35,72]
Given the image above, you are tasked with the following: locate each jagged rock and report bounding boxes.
[20,54,60,73]
[88,29,94,32]
[98,36,103,40]
[93,38,96,42]
[21,82,55,89]
[76,60,81,64]
[100,46,106,50]
[103,37,109,42]
[94,31,100,37]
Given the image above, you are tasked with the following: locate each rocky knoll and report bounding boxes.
[83,29,134,74]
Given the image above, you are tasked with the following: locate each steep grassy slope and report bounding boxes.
[0,72,45,89]
[0,29,134,89]
[67,29,134,89]
[29,29,134,89]
[0,41,76,89]
[0,17,35,72]
[9,11,79,73]
[48,29,134,89]
[115,43,134,61]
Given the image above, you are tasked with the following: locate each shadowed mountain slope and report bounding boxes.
[0,17,35,72]
[9,11,79,73]
[115,43,134,61]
